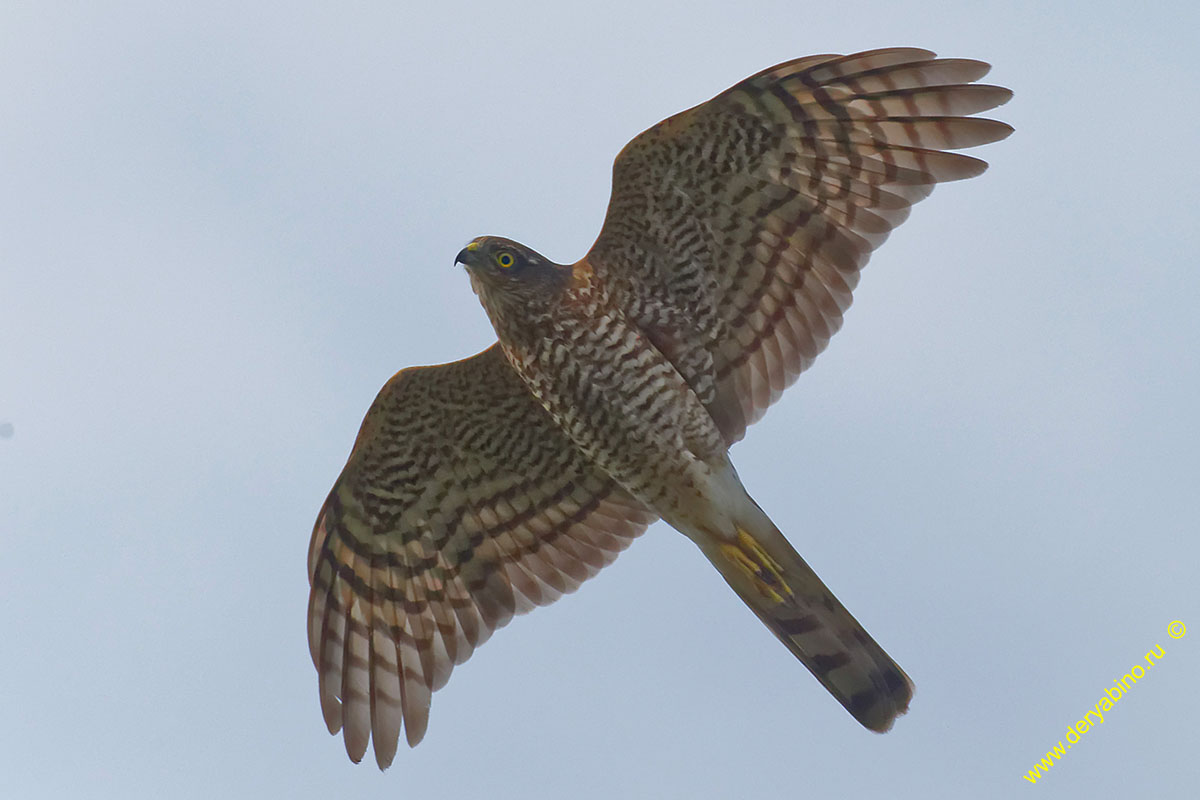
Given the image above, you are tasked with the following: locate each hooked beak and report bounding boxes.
[455,241,480,267]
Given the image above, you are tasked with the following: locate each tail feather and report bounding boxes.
[700,521,913,732]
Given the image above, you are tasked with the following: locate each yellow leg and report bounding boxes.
[719,529,793,604]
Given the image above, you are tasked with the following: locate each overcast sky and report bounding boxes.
[3,2,1198,798]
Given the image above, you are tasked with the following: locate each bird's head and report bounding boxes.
[455,236,569,321]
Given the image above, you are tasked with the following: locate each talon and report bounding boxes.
[719,529,793,604]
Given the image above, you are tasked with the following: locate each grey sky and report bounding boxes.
[2,2,1198,798]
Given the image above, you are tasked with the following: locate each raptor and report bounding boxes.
[308,47,1012,767]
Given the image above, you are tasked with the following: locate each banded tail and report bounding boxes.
[697,512,913,731]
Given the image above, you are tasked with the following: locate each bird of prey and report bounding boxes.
[308,47,1012,768]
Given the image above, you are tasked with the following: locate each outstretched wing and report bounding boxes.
[308,345,656,767]
[587,47,1012,443]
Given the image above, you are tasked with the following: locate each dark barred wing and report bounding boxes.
[308,345,656,767]
[587,47,1012,442]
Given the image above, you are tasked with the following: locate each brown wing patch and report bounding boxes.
[587,48,1012,442]
[307,346,656,767]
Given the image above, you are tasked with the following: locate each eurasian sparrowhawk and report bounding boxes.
[308,47,1012,767]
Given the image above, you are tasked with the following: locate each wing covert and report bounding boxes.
[307,345,655,767]
[586,47,1013,442]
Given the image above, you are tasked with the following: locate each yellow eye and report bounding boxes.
[495,251,515,269]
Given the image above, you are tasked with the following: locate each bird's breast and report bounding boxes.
[499,301,726,508]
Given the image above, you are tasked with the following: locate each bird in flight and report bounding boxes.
[308,47,1011,768]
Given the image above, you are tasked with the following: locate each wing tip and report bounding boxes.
[372,732,399,770]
